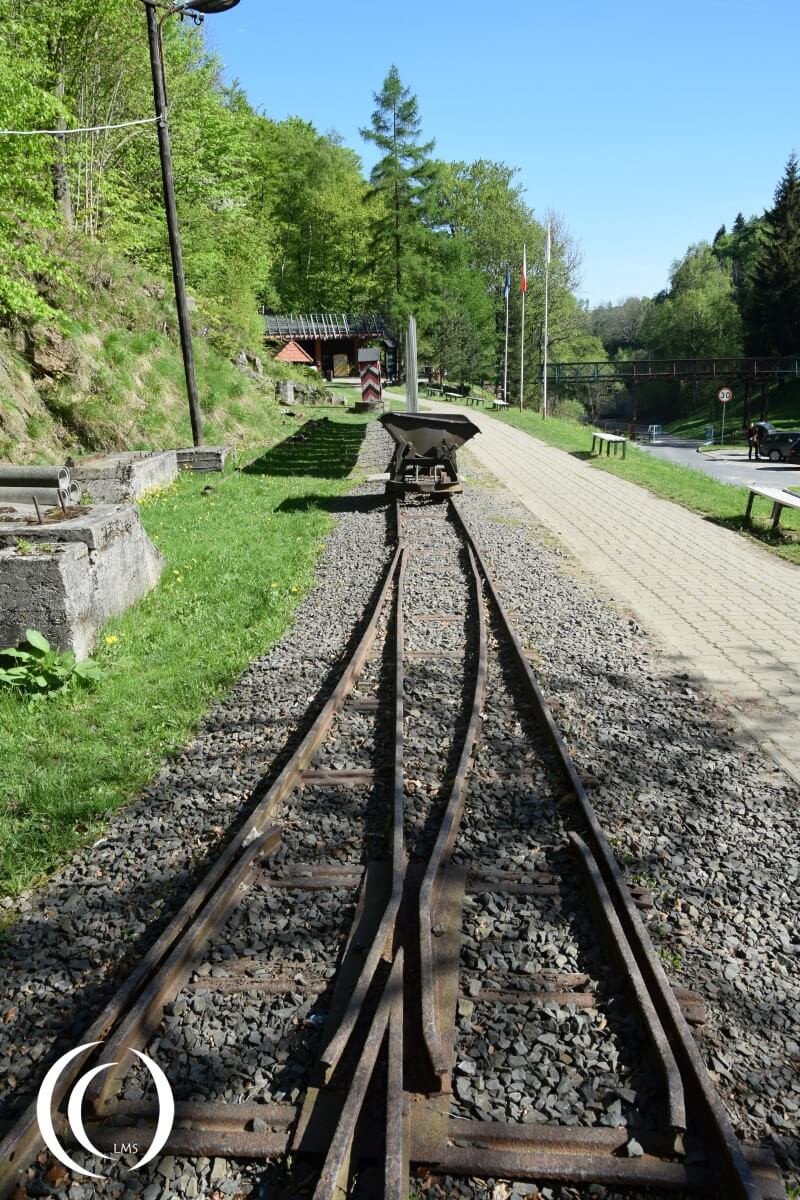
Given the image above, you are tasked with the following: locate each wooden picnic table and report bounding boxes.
[744,484,800,529]
[591,431,627,459]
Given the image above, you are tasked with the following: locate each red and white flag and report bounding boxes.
[520,244,527,293]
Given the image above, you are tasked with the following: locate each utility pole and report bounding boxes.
[519,244,527,411]
[543,222,551,419]
[144,0,203,446]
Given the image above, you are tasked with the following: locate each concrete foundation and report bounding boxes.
[0,504,164,658]
[275,381,346,408]
[176,446,231,473]
[71,451,178,504]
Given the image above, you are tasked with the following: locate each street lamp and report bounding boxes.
[140,0,241,447]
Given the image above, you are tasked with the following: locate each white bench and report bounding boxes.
[744,484,800,529]
[591,431,627,459]
[493,398,510,411]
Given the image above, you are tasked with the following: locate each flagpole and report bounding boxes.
[519,243,526,411]
[543,222,550,420]
[503,280,510,403]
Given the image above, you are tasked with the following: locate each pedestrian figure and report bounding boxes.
[746,421,759,461]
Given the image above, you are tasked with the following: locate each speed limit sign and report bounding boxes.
[717,386,733,403]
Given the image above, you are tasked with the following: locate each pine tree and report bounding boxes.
[360,66,436,318]
[733,212,746,235]
[749,154,800,354]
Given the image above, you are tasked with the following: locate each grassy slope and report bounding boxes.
[0,413,371,897]
[0,239,307,463]
[665,378,800,440]
[488,408,800,566]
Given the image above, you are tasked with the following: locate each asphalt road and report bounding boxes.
[637,435,800,489]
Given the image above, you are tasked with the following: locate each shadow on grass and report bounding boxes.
[570,450,595,461]
[275,493,387,516]
[707,512,800,548]
[244,417,366,480]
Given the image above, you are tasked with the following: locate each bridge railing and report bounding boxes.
[548,357,800,383]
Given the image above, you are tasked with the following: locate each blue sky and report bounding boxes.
[205,0,798,306]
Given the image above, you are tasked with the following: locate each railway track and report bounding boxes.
[0,495,787,1199]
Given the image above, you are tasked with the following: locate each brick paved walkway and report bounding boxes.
[424,399,800,780]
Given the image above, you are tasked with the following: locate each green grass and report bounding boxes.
[666,378,800,440]
[0,413,371,897]
[489,407,800,566]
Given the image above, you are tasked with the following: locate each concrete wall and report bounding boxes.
[71,451,177,504]
[0,505,164,658]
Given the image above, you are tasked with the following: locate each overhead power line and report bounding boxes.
[0,116,160,136]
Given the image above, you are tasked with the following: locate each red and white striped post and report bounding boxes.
[358,348,383,410]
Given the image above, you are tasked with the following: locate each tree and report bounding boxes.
[641,243,743,358]
[360,65,437,322]
[711,213,764,337]
[748,153,800,354]
[589,296,650,356]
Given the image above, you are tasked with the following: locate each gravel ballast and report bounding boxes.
[2,418,796,1199]
[0,419,394,1126]
[453,455,800,1195]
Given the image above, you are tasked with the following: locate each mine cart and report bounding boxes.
[379,411,480,495]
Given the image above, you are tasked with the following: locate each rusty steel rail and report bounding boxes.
[2,492,787,1200]
[570,832,686,1153]
[418,543,488,1080]
[312,953,404,1200]
[0,546,403,1199]
[318,547,408,1082]
[449,497,767,1200]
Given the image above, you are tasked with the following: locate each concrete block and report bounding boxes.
[0,505,164,658]
[71,451,178,504]
[176,446,231,473]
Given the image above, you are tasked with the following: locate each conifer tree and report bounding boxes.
[360,65,436,319]
[749,154,800,353]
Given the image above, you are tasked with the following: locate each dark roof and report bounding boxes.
[263,312,391,340]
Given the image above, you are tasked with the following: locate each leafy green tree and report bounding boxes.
[254,118,373,312]
[0,8,62,318]
[641,243,743,358]
[360,65,437,322]
[590,296,651,357]
[428,239,494,383]
[748,153,800,354]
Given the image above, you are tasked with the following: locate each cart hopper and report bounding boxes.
[379,411,480,494]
